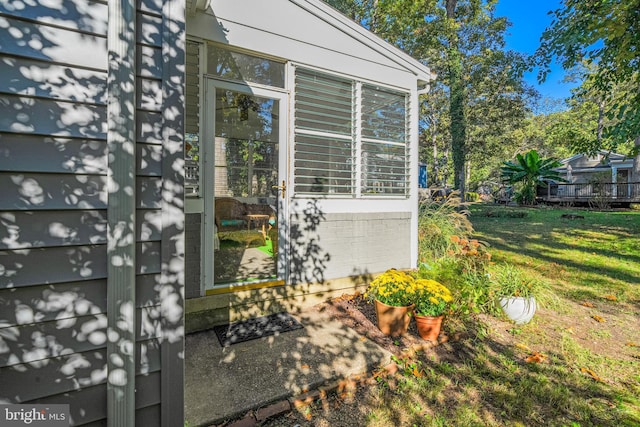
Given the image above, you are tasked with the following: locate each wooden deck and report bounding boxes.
[538,182,640,204]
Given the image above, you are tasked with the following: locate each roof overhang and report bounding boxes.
[283,0,435,85]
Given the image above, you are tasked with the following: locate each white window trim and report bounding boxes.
[354,81,363,198]
[292,64,411,199]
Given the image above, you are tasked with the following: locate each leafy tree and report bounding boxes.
[536,0,640,148]
[420,81,451,187]
[325,0,534,194]
[500,149,564,205]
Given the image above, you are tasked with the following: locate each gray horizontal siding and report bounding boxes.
[137,45,163,79]
[137,13,163,47]
[0,275,161,328]
[0,14,162,72]
[185,40,200,135]
[0,308,163,368]
[0,0,183,422]
[0,241,161,287]
[0,94,106,139]
[0,343,161,403]
[0,95,164,143]
[0,16,107,70]
[138,143,163,176]
[0,245,108,287]
[0,134,107,174]
[0,279,107,325]
[137,78,163,112]
[0,56,161,111]
[0,171,106,209]
[0,210,107,249]
[0,173,162,210]
[33,383,108,427]
[29,377,161,426]
[137,0,163,15]
[0,209,161,250]
[0,135,161,176]
[0,57,107,104]
[0,0,108,35]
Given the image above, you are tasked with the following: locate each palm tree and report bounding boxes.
[501,150,565,205]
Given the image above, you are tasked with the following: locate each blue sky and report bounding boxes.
[494,0,577,102]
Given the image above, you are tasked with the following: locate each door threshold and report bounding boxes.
[205,279,285,295]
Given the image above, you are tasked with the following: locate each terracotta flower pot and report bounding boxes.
[374,300,414,336]
[414,314,443,342]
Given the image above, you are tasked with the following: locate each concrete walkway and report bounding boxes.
[184,307,392,426]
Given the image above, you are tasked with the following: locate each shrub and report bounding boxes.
[489,263,542,299]
[415,255,494,316]
[465,191,480,202]
[418,192,473,262]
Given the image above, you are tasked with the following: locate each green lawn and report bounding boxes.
[265,205,640,427]
[471,205,640,304]
[364,206,640,426]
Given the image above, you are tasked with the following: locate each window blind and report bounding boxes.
[294,69,354,195]
[361,85,409,196]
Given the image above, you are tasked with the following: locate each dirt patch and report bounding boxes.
[321,290,640,365]
[258,292,640,426]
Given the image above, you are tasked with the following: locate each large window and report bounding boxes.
[207,43,285,88]
[294,69,354,194]
[361,85,409,195]
[293,68,409,197]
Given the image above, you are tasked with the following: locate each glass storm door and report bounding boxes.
[203,81,287,289]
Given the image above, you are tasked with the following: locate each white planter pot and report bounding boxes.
[499,296,537,324]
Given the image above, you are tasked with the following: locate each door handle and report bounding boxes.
[272,180,286,199]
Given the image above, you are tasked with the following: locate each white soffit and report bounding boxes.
[292,0,435,83]
[200,0,434,86]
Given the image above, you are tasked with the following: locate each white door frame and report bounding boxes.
[202,78,289,293]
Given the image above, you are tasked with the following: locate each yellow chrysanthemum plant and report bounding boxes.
[365,269,417,307]
[413,279,453,317]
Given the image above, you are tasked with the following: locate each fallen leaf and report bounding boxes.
[301,364,310,370]
[359,336,367,342]
[515,343,530,351]
[592,315,606,323]
[581,301,595,308]
[565,327,575,334]
[602,295,617,301]
[525,352,546,363]
[625,342,639,348]
[412,367,423,377]
[580,367,605,382]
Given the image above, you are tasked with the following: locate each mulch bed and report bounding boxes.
[315,293,463,356]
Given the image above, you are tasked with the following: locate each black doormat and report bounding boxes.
[213,312,304,346]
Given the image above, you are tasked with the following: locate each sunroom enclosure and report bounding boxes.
[184,0,432,331]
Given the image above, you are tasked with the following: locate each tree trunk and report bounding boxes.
[442,145,450,186]
[371,0,379,33]
[446,0,466,200]
[465,161,471,190]
[432,128,439,186]
[597,98,605,147]
[633,136,640,182]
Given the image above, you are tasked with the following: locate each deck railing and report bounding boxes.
[538,182,640,202]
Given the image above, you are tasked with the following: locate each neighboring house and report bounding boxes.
[0,0,432,425]
[540,151,640,203]
[558,151,634,184]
